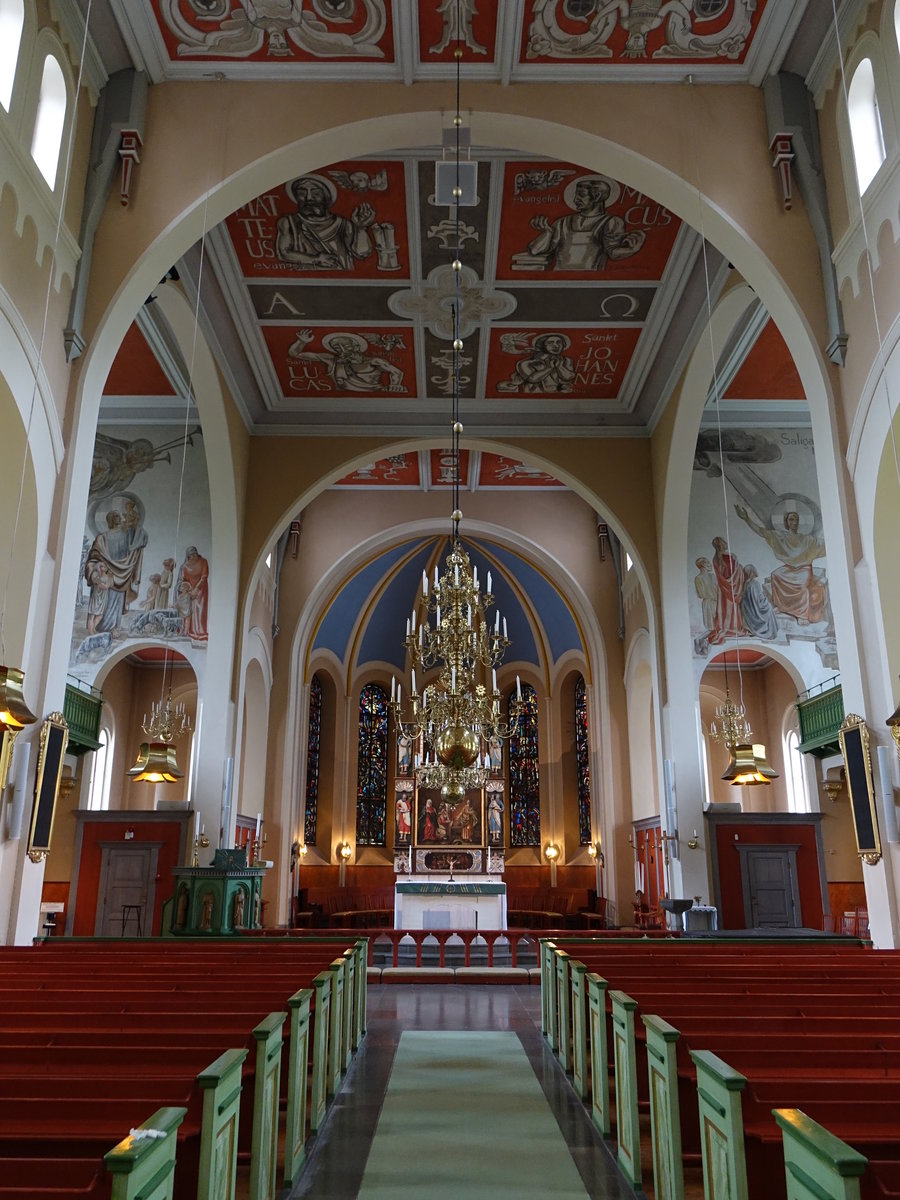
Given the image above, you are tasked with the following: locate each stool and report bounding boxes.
[121,904,143,937]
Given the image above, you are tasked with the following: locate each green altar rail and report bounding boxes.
[544,948,876,1200]
[797,683,844,757]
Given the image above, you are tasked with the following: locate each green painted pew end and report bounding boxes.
[774,1108,867,1200]
[610,990,642,1190]
[643,1014,684,1200]
[197,1047,248,1200]
[104,1105,187,1200]
[249,1011,286,1200]
[690,1049,749,1200]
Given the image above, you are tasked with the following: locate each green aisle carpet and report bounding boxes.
[357,1030,590,1199]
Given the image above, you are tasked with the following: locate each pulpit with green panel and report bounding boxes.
[164,848,266,936]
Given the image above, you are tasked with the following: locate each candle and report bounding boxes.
[487,571,492,594]
[467,605,472,626]
[406,617,411,637]
[408,844,413,873]
[503,618,508,639]
[487,846,492,873]
[255,813,262,839]
[411,668,416,695]
[193,811,200,841]
[434,565,439,587]
[473,566,478,589]
[516,675,522,701]
[451,667,456,691]
[437,605,441,626]
[422,571,428,597]
[411,609,416,632]
[494,611,500,634]
[454,565,459,586]
[418,625,424,648]
[200,823,205,836]
[492,668,497,692]
[391,676,396,701]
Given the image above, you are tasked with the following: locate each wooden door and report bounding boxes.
[633,818,666,913]
[95,844,159,937]
[739,846,801,929]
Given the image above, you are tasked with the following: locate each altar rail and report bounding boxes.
[241,926,673,966]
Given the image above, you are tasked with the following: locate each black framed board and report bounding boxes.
[838,713,881,866]
[27,712,69,864]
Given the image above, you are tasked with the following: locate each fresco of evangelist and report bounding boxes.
[224,161,407,279]
[521,0,766,65]
[70,428,212,679]
[264,326,413,398]
[689,429,837,670]
[486,327,639,399]
[497,162,680,281]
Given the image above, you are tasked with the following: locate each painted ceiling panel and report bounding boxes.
[477,455,564,488]
[311,540,413,659]
[357,543,435,671]
[724,319,806,401]
[104,323,176,397]
[130,1,781,81]
[149,0,397,64]
[334,454,422,487]
[487,542,582,663]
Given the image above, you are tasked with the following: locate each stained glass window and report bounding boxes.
[303,673,322,846]
[356,682,388,845]
[509,683,540,847]
[575,675,592,844]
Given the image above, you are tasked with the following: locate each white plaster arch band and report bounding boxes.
[700,643,808,698]
[74,107,836,520]
[242,434,657,647]
[90,640,202,691]
[242,624,274,695]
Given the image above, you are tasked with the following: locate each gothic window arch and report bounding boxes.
[575,675,592,845]
[847,56,886,194]
[0,0,24,112]
[356,682,388,846]
[509,683,540,847]
[304,673,323,845]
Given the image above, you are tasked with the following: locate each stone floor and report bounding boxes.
[284,984,638,1200]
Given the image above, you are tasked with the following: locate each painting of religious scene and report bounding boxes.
[416,790,484,848]
[688,428,838,672]
[263,325,414,399]
[224,160,407,280]
[496,162,681,282]
[70,425,212,682]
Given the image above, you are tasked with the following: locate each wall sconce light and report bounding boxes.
[544,843,559,862]
[821,778,843,801]
[587,842,597,859]
[338,842,353,861]
[687,829,700,851]
[299,842,308,858]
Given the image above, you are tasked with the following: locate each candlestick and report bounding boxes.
[255,813,262,839]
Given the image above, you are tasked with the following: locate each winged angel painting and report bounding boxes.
[527,0,757,61]
[158,0,388,60]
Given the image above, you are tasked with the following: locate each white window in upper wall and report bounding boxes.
[30,54,67,188]
[848,57,886,193]
[0,0,24,111]
[783,728,809,814]
[87,727,114,811]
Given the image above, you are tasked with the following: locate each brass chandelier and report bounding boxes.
[389,24,523,804]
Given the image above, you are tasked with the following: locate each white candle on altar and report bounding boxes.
[408,844,412,873]
[487,846,492,873]
[255,813,262,838]
[194,810,200,840]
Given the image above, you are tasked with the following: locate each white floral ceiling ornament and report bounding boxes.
[388,264,516,340]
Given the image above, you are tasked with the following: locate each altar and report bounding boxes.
[394,879,507,930]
